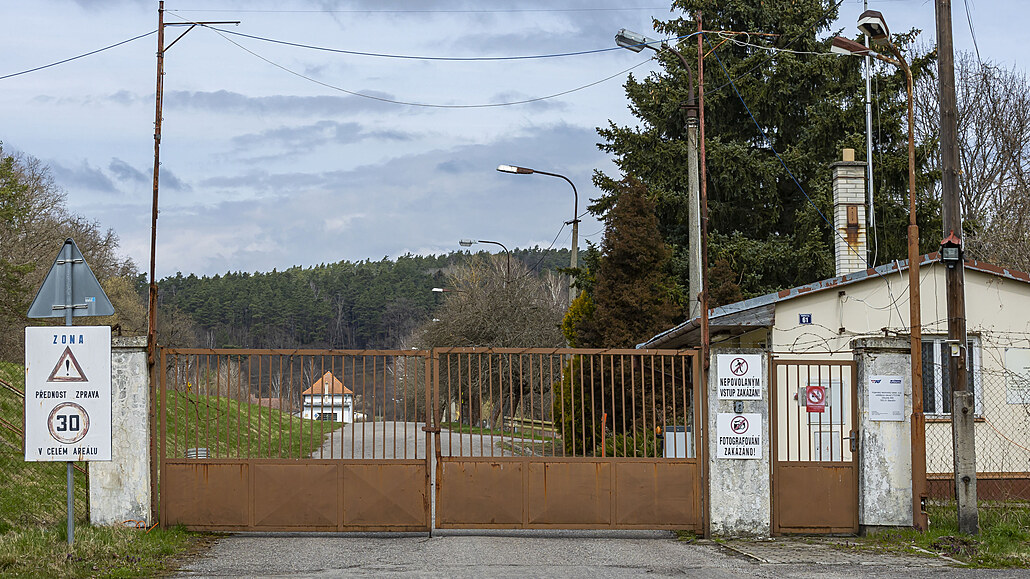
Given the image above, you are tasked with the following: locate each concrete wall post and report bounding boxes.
[89,336,151,525]
[852,337,914,530]
[708,348,770,537]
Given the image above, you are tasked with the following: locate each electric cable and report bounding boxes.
[203,23,654,109]
[0,30,157,81]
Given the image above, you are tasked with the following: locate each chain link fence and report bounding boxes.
[925,335,1030,501]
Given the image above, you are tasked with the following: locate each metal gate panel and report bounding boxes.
[614,461,698,526]
[432,348,704,531]
[436,458,524,527]
[159,349,432,532]
[163,462,249,529]
[771,359,858,534]
[527,460,612,526]
[342,461,428,528]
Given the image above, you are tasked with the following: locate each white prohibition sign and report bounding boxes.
[807,386,825,405]
[730,357,749,376]
[48,402,89,444]
[730,415,749,434]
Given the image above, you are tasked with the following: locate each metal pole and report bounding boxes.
[697,21,710,371]
[527,170,578,306]
[864,0,876,266]
[148,0,165,525]
[63,240,74,545]
[935,0,978,534]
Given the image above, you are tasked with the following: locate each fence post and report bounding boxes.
[707,348,770,537]
[89,336,151,525]
[852,337,914,530]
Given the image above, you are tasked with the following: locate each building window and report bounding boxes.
[922,337,981,416]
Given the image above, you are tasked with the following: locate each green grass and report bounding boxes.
[161,390,341,459]
[0,524,201,578]
[851,502,1030,567]
[1,360,343,577]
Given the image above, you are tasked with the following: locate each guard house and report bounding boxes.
[301,371,353,423]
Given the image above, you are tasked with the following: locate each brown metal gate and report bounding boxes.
[159,349,432,532]
[771,358,858,534]
[432,348,704,531]
[158,347,704,532]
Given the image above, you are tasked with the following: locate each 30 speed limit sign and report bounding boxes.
[24,326,111,462]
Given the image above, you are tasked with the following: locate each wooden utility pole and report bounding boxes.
[936,0,978,534]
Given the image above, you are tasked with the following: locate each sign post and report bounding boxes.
[26,239,114,545]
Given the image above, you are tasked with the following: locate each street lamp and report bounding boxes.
[833,10,926,531]
[615,29,703,324]
[459,239,511,281]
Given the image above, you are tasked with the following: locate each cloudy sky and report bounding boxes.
[0,0,1021,278]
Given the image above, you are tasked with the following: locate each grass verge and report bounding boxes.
[441,421,552,442]
[848,502,1030,567]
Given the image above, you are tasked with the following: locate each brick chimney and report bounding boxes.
[831,149,868,277]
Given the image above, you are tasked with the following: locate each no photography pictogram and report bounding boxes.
[730,357,749,376]
[730,415,749,434]
[807,386,825,405]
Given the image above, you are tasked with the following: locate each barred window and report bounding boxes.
[922,337,981,416]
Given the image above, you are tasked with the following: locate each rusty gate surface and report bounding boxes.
[159,349,432,532]
[432,348,704,531]
[158,347,704,532]
[771,358,858,534]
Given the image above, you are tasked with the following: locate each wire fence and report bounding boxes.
[925,335,1030,501]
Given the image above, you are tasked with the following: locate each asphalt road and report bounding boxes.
[173,531,1023,578]
[309,420,518,459]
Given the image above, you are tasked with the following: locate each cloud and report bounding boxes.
[50,160,118,194]
[164,90,404,116]
[230,120,415,154]
[108,158,191,192]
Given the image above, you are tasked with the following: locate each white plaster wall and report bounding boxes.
[89,336,150,525]
[708,348,770,537]
[853,337,913,527]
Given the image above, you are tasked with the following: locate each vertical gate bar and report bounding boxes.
[488,354,495,457]
[331,355,337,459]
[560,353,568,458]
[794,363,801,462]
[518,354,525,447]
[203,354,210,455]
[255,355,262,457]
[771,359,778,534]
[192,355,199,456]
[319,355,326,459]
[275,355,282,458]
[402,356,408,460]
[805,364,812,462]
[382,354,388,460]
[170,353,178,460]
[630,354,638,457]
[669,355,677,458]
[583,354,590,458]
[446,354,453,458]
[214,354,221,458]
[368,356,375,459]
[350,356,356,460]
[458,353,466,457]
[158,349,168,526]
[618,355,626,457]
[246,354,252,459]
[286,355,293,458]
[680,356,688,459]
[548,353,555,455]
[528,354,535,446]
[502,352,510,455]
[660,355,668,458]
[650,354,657,458]
[233,355,240,459]
[478,353,484,456]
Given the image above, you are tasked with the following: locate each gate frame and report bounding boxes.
[430,347,708,532]
[770,357,859,535]
[157,347,433,532]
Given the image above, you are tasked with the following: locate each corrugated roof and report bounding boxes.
[639,253,1030,349]
[301,371,353,395]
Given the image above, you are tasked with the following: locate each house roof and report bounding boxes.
[639,253,1030,350]
[301,371,353,396]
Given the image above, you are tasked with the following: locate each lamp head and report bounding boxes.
[830,36,873,57]
[857,10,890,44]
[615,28,660,53]
[497,164,533,175]
[459,239,475,247]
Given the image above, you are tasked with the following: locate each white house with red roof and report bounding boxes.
[301,371,354,423]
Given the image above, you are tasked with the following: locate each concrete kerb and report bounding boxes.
[711,536,963,567]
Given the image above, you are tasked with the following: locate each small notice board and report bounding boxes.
[716,354,763,400]
[868,375,905,422]
[24,326,112,461]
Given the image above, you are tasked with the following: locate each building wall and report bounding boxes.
[769,263,1030,478]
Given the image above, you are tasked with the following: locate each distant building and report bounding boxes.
[301,371,353,423]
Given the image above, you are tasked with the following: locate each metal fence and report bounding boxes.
[925,336,1030,501]
[433,348,697,459]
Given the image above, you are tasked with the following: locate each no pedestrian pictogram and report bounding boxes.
[730,358,749,376]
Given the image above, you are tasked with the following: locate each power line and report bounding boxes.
[0,30,157,81]
[170,7,669,14]
[193,25,628,61]
[206,25,653,109]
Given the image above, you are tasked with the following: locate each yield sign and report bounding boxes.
[47,347,88,383]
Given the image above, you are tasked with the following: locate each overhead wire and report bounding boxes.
[171,7,671,14]
[0,30,157,81]
[194,22,655,109]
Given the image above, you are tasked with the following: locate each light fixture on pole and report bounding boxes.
[496,165,579,306]
[615,28,703,323]
[833,10,927,531]
[459,239,511,281]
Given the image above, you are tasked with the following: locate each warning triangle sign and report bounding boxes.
[27,238,114,318]
[47,347,88,383]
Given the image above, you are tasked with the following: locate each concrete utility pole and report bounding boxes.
[936,0,978,534]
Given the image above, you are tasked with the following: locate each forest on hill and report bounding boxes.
[157,247,573,350]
